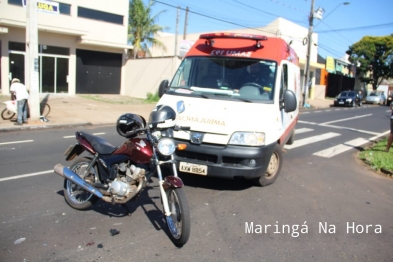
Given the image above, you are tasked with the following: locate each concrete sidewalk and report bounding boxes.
[0,95,157,132]
[0,94,333,132]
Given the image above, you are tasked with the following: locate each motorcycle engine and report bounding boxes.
[108,163,146,198]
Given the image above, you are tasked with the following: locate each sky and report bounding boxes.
[150,0,393,60]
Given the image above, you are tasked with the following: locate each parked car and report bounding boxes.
[386,94,393,106]
[334,90,358,107]
[365,92,386,105]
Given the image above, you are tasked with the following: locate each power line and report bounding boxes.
[317,22,393,33]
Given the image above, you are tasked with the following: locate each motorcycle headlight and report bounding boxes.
[229,132,265,146]
[346,98,352,102]
[157,138,176,156]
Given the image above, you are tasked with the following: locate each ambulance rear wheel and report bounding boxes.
[286,130,295,145]
[253,144,282,187]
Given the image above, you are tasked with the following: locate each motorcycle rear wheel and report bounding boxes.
[63,157,98,210]
[1,109,15,120]
[165,187,191,247]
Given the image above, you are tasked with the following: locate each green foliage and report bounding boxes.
[359,138,393,173]
[145,90,160,102]
[347,34,393,90]
[128,0,169,58]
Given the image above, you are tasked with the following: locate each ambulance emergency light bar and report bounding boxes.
[199,33,268,48]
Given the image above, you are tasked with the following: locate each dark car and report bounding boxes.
[334,90,358,107]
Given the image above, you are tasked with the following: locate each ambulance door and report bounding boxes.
[279,61,291,130]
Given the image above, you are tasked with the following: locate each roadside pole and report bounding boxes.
[26,0,40,121]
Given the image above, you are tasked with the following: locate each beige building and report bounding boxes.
[0,0,132,96]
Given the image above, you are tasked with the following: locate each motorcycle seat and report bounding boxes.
[78,131,118,154]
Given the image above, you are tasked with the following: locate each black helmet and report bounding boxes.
[148,105,176,129]
[116,113,146,137]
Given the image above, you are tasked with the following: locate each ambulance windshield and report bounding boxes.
[168,57,277,102]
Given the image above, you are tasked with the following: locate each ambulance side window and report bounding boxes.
[280,64,288,99]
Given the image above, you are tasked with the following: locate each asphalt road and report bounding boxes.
[0,105,392,262]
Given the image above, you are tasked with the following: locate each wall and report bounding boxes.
[123,57,181,98]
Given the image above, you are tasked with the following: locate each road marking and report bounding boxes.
[320,114,372,125]
[313,130,391,158]
[63,132,105,138]
[298,120,318,125]
[313,138,369,158]
[0,140,34,145]
[0,170,53,182]
[318,124,380,136]
[284,132,340,149]
[295,128,314,134]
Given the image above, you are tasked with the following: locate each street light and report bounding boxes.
[314,2,350,28]
[303,1,350,106]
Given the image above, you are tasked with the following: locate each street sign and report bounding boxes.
[22,0,59,15]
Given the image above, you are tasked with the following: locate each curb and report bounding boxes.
[0,122,93,132]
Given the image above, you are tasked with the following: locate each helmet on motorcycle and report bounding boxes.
[148,104,176,129]
[116,113,146,137]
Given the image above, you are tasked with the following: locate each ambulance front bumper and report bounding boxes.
[174,140,276,179]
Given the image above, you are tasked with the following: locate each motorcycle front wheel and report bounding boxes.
[1,108,15,120]
[165,187,191,247]
[63,157,98,210]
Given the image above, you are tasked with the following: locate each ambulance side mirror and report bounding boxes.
[282,89,297,112]
[158,80,169,98]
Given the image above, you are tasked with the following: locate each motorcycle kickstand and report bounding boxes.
[121,203,132,217]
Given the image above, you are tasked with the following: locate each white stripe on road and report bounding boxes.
[320,114,372,125]
[0,140,33,145]
[295,128,314,134]
[0,170,53,182]
[284,132,341,150]
[313,130,391,158]
[313,138,369,158]
[63,132,105,138]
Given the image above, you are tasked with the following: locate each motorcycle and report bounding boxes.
[53,102,191,247]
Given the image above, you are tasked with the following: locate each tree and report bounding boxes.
[346,34,393,90]
[128,0,169,59]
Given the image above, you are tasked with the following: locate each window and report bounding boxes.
[8,0,22,6]
[9,42,25,51]
[78,7,123,24]
[40,45,69,55]
[8,0,70,15]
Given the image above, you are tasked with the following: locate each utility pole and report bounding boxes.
[303,0,314,106]
[26,0,40,121]
[174,6,180,56]
[183,7,189,40]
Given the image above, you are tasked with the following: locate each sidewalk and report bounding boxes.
[0,95,157,132]
[0,94,333,132]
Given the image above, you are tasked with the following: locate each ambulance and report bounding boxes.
[156,32,301,186]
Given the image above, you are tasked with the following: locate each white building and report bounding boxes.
[0,0,132,96]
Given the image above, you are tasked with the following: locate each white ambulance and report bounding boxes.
[156,32,301,186]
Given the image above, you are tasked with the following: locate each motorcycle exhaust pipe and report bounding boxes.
[54,164,105,199]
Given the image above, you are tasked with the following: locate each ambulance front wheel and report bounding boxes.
[253,144,282,187]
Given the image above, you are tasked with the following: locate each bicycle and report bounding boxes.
[1,100,51,120]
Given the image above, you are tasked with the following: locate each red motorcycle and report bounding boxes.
[53,103,191,247]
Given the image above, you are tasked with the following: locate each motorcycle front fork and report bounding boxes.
[157,155,178,217]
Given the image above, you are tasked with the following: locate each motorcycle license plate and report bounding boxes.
[179,162,207,175]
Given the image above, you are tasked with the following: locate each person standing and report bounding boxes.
[385,101,393,152]
[356,90,363,107]
[10,78,29,125]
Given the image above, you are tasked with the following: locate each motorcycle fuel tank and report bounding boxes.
[113,138,153,164]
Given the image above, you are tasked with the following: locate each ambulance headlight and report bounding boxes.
[229,132,265,146]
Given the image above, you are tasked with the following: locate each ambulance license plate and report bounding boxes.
[179,162,207,175]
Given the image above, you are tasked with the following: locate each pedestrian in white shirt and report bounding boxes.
[10,78,29,125]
